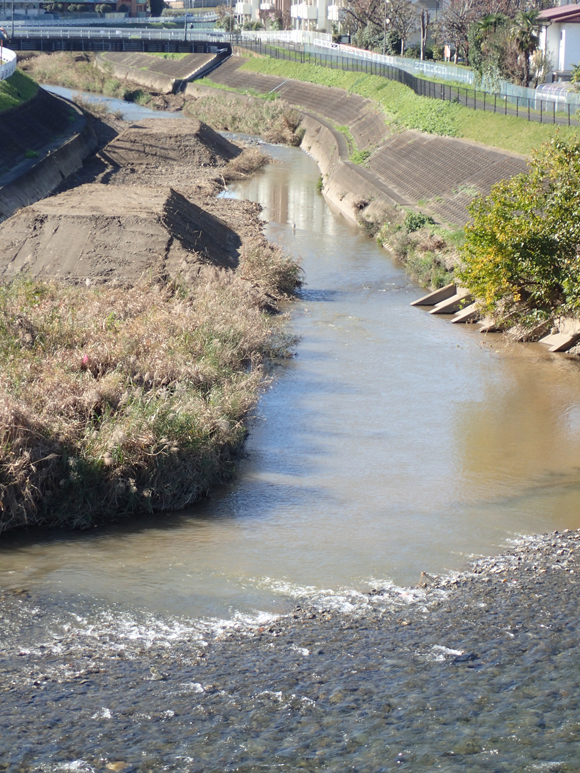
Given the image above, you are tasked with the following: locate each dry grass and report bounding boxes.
[223,147,270,181]
[0,251,300,533]
[19,52,136,101]
[185,94,303,145]
[377,217,462,289]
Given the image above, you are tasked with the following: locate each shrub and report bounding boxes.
[457,135,580,325]
[404,211,435,233]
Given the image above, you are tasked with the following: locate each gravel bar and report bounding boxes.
[1,530,580,772]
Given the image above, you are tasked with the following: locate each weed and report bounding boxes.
[24,150,39,159]
[184,93,303,145]
[239,57,580,154]
[0,246,301,532]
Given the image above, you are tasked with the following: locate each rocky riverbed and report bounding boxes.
[1,530,579,772]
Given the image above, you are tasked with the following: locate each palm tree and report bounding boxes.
[477,12,506,38]
[511,9,541,87]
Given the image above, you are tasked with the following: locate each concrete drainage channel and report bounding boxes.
[412,283,580,352]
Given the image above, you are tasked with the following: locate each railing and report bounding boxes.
[236,39,580,126]
[12,27,227,41]
[0,47,17,81]
[311,38,580,113]
[11,13,218,26]
[313,39,475,85]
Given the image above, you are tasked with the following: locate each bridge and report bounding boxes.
[8,28,231,54]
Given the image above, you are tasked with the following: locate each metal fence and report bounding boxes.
[12,27,227,41]
[11,13,219,26]
[237,38,580,126]
[0,47,17,80]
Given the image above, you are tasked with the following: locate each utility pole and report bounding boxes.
[11,0,14,40]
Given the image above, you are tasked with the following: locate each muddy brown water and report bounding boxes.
[2,136,580,624]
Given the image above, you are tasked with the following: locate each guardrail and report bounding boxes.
[313,39,474,85]
[311,38,580,112]
[0,47,17,81]
[12,27,226,41]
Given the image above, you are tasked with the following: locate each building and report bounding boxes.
[539,3,580,81]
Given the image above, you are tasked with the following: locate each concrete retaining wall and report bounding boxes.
[0,116,97,222]
[299,114,398,228]
[96,56,175,94]
[0,48,17,81]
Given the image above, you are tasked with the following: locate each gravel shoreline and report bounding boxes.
[1,530,579,771]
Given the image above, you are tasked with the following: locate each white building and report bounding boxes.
[539,3,580,81]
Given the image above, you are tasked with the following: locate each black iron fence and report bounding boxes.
[232,38,580,127]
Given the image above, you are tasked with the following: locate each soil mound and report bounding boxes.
[0,183,241,285]
[100,117,241,169]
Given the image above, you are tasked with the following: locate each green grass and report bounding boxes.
[0,70,39,113]
[239,58,580,155]
[196,77,279,100]
[148,52,191,60]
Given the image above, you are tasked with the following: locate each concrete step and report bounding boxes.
[538,318,580,352]
[430,290,473,315]
[451,302,479,324]
[411,283,456,307]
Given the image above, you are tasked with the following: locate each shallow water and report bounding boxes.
[2,140,580,624]
[42,84,185,121]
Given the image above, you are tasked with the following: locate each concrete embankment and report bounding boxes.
[97,52,222,95]
[203,57,528,228]
[0,88,97,222]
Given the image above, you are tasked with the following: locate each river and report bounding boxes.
[2,106,580,625]
[1,91,580,771]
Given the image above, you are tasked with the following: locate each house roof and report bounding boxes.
[538,3,580,23]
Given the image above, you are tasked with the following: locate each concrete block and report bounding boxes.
[411,283,456,307]
[451,302,479,324]
[429,289,473,315]
[539,317,580,352]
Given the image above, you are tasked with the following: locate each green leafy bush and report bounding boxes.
[404,211,435,233]
[457,135,580,324]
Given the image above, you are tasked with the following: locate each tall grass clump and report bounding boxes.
[20,52,143,102]
[377,214,462,288]
[0,255,300,533]
[185,93,303,145]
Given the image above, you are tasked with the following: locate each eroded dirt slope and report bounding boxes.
[0,184,242,284]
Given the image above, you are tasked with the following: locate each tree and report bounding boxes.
[510,9,541,86]
[457,136,580,327]
[149,0,165,16]
[387,0,419,55]
[438,0,479,63]
[215,4,237,30]
[419,9,430,61]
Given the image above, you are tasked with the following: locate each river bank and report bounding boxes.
[2,110,580,771]
[0,94,301,532]
[1,528,579,771]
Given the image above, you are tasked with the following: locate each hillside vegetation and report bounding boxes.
[240,58,577,156]
[0,70,39,113]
